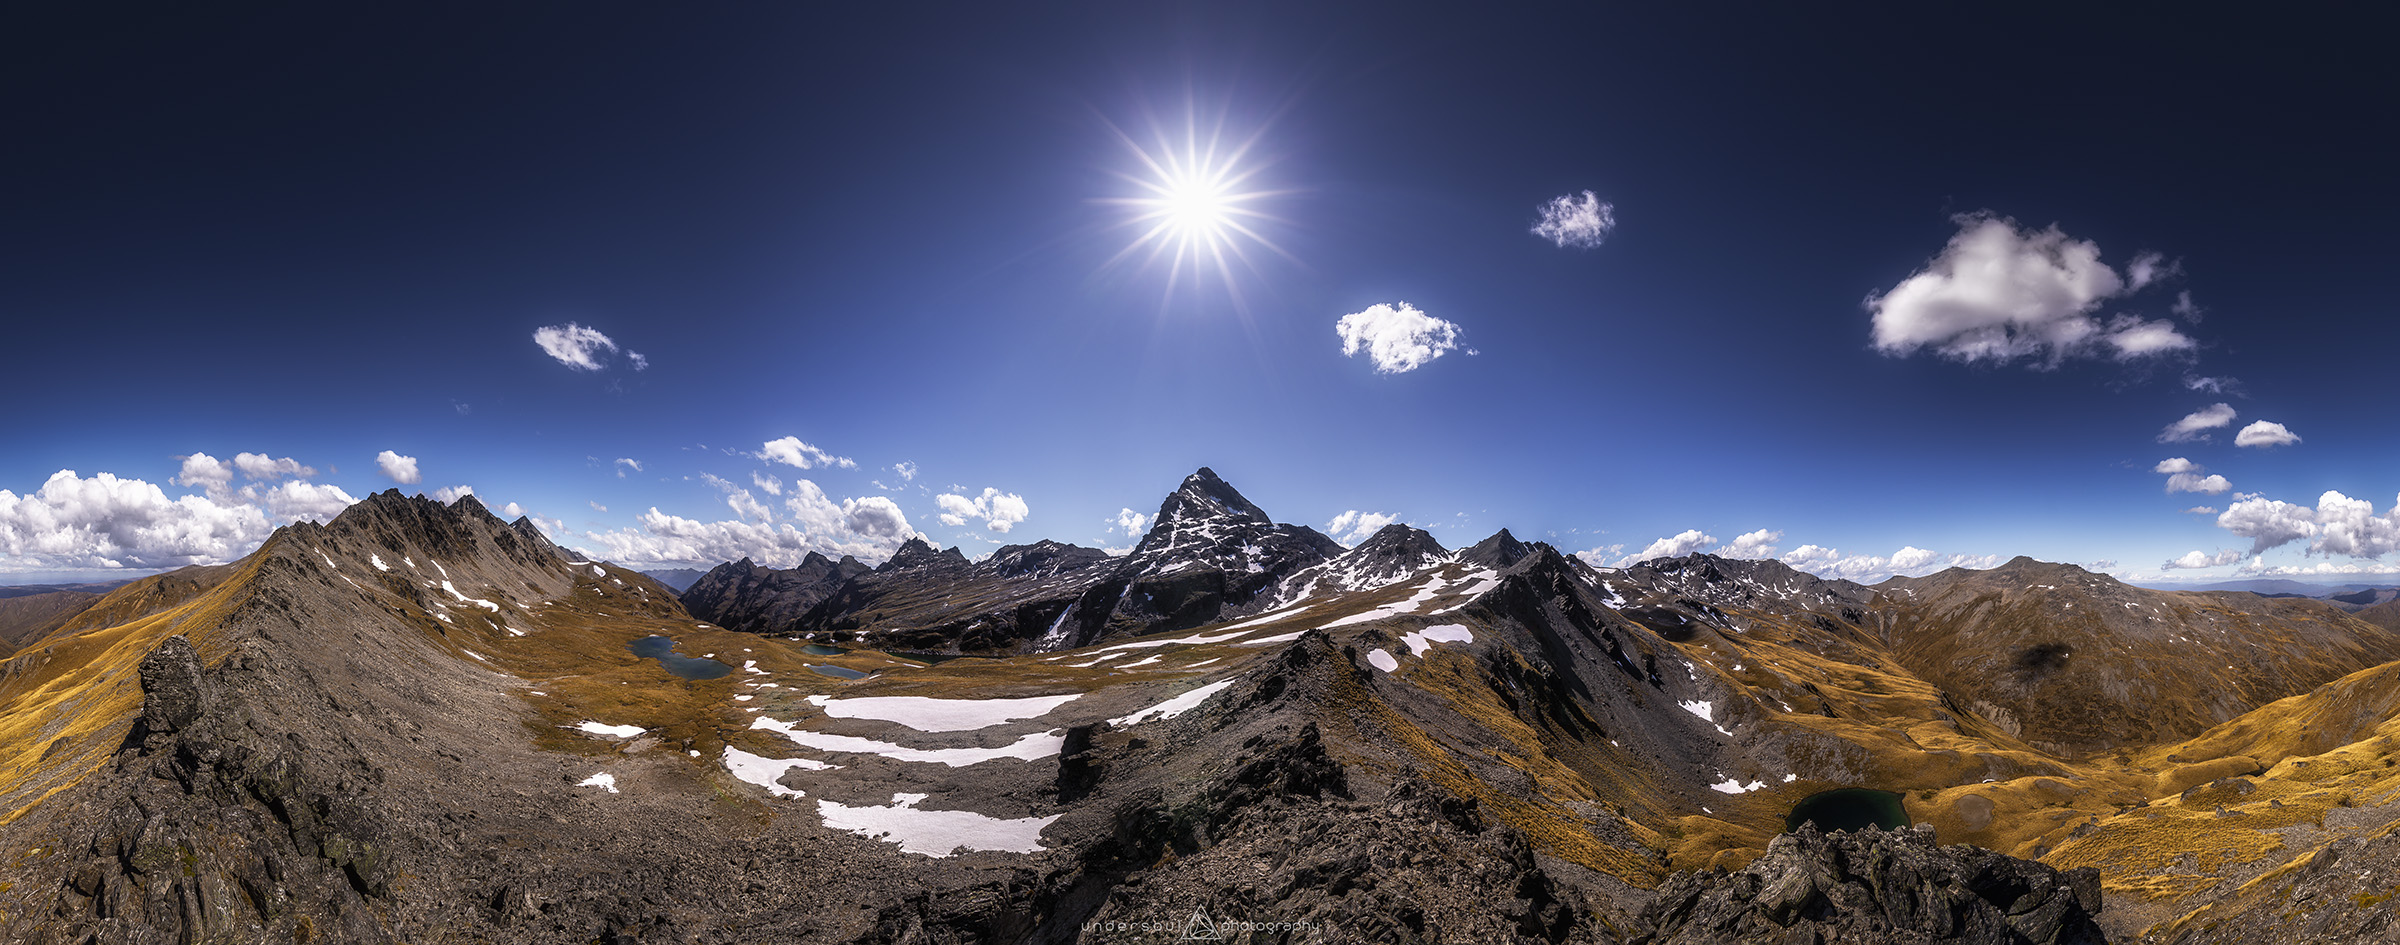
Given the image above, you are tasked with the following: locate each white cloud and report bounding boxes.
[2164,548,2243,569]
[1866,212,2193,367]
[1324,510,1400,546]
[2183,505,2218,515]
[2125,251,2176,290]
[1621,529,1716,565]
[589,500,609,513]
[758,436,856,471]
[2312,492,2400,559]
[376,450,422,484]
[752,472,783,496]
[232,452,316,481]
[256,480,359,523]
[2234,420,2301,449]
[1573,544,1625,568]
[1529,190,1616,249]
[893,461,918,482]
[615,458,643,477]
[2184,375,2232,393]
[579,478,921,568]
[935,488,1030,533]
[2155,459,2232,495]
[0,470,277,571]
[2159,403,2237,443]
[2236,559,2400,578]
[2172,291,2203,322]
[430,485,473,505]
[2102,315,2198,360]
[498,501,527,519]
[532,323,644,372]
[1779,544,1999,582]
[1889,546,1939,570]
[1110,507,1151,538]
[173,453,234,496]
[2217,495,2322,555]
[1336,302,1464,374]
[1715,529,1783,560]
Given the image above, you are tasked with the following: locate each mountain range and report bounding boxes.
[5,469,2400,942]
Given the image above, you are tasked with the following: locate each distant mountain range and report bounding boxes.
[11,470,2400,942]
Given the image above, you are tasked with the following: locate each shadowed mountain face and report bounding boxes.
[680,553,869,631]
[15,478,2400,943]
[686,468,1347,654]
[0,590,102,658]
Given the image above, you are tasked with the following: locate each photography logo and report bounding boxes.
[1180,906,1222,940]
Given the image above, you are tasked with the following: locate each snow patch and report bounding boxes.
[1400,623,1474,656]
[1109,679,1237,726]
[440,580,501,611]
[370,553,390,571]
[577,773,619,793]
[804,694,1080,732]
[1709,778,1767,794]
[1679,700,1715,722]
[1366,648,1400,673]
[815,795,1060,857]
[575,721,645,738]
[721,747,816,798]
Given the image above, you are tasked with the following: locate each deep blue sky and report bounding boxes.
[6,3,2395,583]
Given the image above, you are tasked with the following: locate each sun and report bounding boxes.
[1099,109,1291,302]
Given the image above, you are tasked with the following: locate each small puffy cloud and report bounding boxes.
[2184,375,2233,394]
[173,453,235,495]
[1324,510,1400,546]
[1620,529,1716,565]
[2164,548,2243,570]
[2155,458,2231,495]
[2183,506,2218,515]
[1336,302,1464,374]
[589,500,609,513]
[257,480,359,523]
[935,487,1030,533]
[893,461,918,482]
[1716,529,1783,560]
[1866,212,2193,368]
[429,485,474,505]
[1889,546,1939,570]
[1529,190,1617,249]
[375,450,422,484]
[233,452,315,481]
[758,436,856,470]
[1110,507,1151,538]
[2234,420,2301,449]
[2159,403,2237,443]
[752,472,783,496]
[532,322,645,372]
[1573,544,1626,569]
[2125,251,2177,290]
[2101,315,2197,360]
[2172,291,2203,323]
[615,458,643,478]
[498,501,527,518]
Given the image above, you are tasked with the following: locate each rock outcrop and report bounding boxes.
[1635,824,2104,945]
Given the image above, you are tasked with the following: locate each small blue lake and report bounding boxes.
[629,635,733,680]
[806,664,869,680]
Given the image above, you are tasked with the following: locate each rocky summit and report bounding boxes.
[8,472,2400,943]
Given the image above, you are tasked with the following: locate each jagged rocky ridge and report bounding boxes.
[685,468,1349,653]
[12,476,2400,943]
